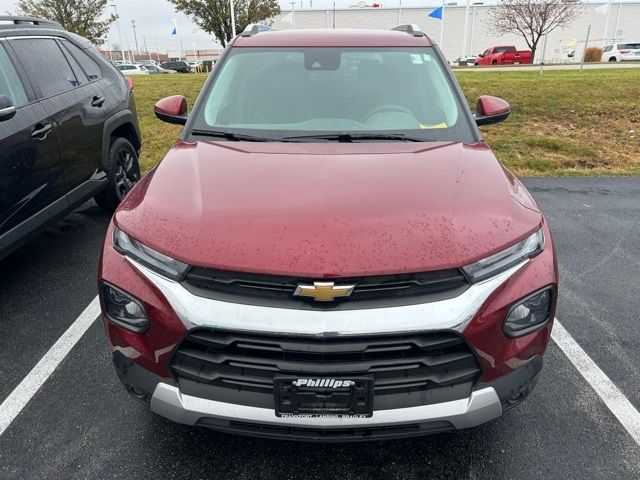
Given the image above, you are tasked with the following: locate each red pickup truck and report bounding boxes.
[475,45,532,65]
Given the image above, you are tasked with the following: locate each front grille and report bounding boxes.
[182,267,468,308]
[170,329,482,410]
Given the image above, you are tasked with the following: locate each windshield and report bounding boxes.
[191,47,473,142]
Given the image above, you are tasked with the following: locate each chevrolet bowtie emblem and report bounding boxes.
[293,281,356,302]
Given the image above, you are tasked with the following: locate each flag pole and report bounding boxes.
[439,0,445,50]
[230,0,236,37]
[602,0,611,45]
[462,0,470,57]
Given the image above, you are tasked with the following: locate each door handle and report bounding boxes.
[32,123,53,140]
[91,96,106,107]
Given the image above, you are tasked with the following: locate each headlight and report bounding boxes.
[102,283,149,333]
[504,288,553,337]
[462,228,545,283]
[113,227,188,280]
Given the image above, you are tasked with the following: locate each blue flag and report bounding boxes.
[171,27,177,35]
[429,6,443,19]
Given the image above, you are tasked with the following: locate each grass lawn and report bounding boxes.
[133,68,640,176]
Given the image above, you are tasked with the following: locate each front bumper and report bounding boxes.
[152,384,501,439]
[113,351,542,441]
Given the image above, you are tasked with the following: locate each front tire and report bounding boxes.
[94,137,141,212]
[609,56,617,62]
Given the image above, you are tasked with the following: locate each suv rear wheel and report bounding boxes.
[94,137,141,212]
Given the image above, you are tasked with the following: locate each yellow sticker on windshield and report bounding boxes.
[420,123,448,129]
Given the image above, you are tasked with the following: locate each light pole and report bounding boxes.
[613,3,623,44]
[131,19,139,55]
[290,2,296,29]
[110,3,126,63]
[469,2,483,57]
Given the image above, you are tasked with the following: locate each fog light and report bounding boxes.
[102,283,149,333]
[504,288,552,337]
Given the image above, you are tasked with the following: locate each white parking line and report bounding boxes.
[552,319,640,446]
[0,296,100,437]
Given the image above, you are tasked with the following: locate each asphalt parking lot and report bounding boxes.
[0,177,639,479]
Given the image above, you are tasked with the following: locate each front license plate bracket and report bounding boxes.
[274,377,374,417]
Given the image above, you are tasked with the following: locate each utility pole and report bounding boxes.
[144,36,151,60]
[131,20,139,55]
[110,3,126,63]
[398,0,402,25]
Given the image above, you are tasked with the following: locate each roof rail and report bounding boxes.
[0,15,63,29]
[240,24,274,37]
[391,24,426,37]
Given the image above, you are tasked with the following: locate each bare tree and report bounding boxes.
[16,0,117,45]
[488,0,582,62]
[169,0,280,46]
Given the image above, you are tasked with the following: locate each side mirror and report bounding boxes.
[154,95,188,125]
[475,95,510,126]
[0,95,17,122]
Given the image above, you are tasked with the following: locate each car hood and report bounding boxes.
[115,140,542,277]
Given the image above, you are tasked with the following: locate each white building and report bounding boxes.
[270,2,640,63]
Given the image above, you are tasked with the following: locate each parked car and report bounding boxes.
[601,43,640,62]
[143,64,177,74]
[116,63,149,75]
[138,59,158,67]
[0,15,141,261]
[99,23,557,441]
[475,45,532,65]
[452,55,477,66]
[160,60,191,73]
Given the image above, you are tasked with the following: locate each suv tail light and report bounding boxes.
[126,76,134,91]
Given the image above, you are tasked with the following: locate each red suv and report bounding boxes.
[99,24,557,441]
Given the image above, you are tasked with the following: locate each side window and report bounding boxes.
[62,40,102,81]
[10,38,78,99]
[0,43,28,107]
[603,46,612,53]
[58,41,87,85]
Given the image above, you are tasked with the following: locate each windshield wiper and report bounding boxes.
[190,129,276,142]
[281,133,429,142]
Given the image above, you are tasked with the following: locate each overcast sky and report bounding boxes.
[0,0,464,51]
[0,0,613,52]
